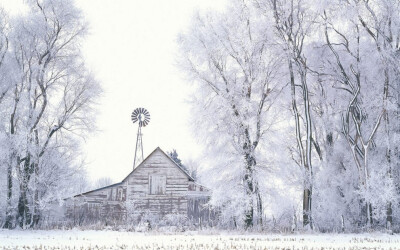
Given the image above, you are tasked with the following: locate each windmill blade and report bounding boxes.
[131,107,150,126]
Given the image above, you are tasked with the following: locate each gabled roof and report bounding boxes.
[73,182,123,197]
[65,147,195,199]
[122,147,195,182]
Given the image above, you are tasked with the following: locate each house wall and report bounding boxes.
[65,183,127,225]
[126,149,190,222]
[64,148,212,226]
[187,182,215,224]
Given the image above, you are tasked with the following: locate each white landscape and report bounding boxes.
[1,0,400,249]
[0,230,400,249]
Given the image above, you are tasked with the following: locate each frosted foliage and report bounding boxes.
[0,0,399,232]
[179,0,400,232]
[179,0,289,229]
[0,0,99,228]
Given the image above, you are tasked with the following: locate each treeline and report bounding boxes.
[178,0,400,232]
[0,0,99,228]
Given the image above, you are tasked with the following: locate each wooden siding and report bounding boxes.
[65,183,127,225]
[126,149,190,221]
[65,147,212,225]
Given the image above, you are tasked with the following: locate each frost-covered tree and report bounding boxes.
[167,149,197,179]
[0,0,100,228]
[168,149,184,168]
[252,0,324,229]
[180,0,400,232]
[184,158,199,181]
[318,0,400,229]
[0,7,13,229]
[178,0,285,229]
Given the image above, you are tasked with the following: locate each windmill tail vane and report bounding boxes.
[131,107,150,168]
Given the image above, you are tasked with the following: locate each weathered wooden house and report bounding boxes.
[64,147,212,225]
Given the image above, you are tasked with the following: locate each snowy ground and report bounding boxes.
[0,230,399,249]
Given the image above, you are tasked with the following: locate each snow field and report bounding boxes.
[0,230,399,249]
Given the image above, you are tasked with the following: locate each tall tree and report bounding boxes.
[0,0,100,228]
[0,7,14,229]
[254,0,321,229]
[319,0,400,227]
[179,0,284,228]
[179,0,400,232]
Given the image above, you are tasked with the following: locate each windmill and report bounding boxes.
[131,107,150,168]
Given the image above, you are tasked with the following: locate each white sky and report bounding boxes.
[1,0,227,183]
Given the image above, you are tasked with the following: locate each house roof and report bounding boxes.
[73,182,123,197]
[66,147,195,199]
[122,147,195,182]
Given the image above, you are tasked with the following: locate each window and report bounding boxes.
[149,175,166,195]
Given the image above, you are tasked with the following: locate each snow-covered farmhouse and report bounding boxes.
[64,147,212,225]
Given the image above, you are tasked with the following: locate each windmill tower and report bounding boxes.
[131,107,150,168]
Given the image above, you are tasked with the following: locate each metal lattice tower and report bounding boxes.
[131,108,150,168]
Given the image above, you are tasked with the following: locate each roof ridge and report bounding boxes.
[73,182,123,197]
[161,148,195,181]
[121,147,195,182]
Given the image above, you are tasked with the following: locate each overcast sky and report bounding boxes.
[2,0,227,182]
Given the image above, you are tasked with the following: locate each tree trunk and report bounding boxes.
[6,94,18,229]
[383,69,392,230]
[32,129,40,226]
[244,152,255,229]
[386,202,392,230]
[368,203,373,226]
[301,74,313,229]
[244,166,254,229]
[289,59,314,229]
[17,183,30,228]
[33,166,40,226]
[17,156,33,228]
[385,146,392,229]
[255,183,263,227]
[303,188,312,228]
[4,163,13,229]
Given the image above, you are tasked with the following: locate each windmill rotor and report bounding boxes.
[131,107,150,127]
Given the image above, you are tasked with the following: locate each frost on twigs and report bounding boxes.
[177,0,400,232]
